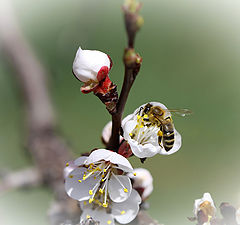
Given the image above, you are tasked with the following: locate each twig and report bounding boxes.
[107,0,143,150]
[0,167,41,194]
[0,0,75,224]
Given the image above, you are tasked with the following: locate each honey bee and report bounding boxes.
[140,103,191,152]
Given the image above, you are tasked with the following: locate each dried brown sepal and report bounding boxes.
[95,84,118,114]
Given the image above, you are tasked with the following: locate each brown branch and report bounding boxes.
[0,167,41,194]
[0,1,161,225]
[0,0,76,224]
[107,0,143,150]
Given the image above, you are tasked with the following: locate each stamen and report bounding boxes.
[112,173,128,193]
[107,220,112,224]
[66,163,69,167]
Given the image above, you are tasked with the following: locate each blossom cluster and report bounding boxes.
[191,193,240,225]
[65,48,185,225]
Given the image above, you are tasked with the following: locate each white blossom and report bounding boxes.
[80,189,141,225]
[122,102,182,158]
[102,121,123,145]
[194,193,216,222]
[72,47,111,92]
[128,168,153,201]
[65,149,134,208]
[236,207,240,224]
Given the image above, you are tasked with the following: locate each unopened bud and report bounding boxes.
[128,168,153,201]
[72,47,112,94]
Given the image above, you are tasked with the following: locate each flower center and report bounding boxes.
[130,114,158,145]
[79,161,129,208]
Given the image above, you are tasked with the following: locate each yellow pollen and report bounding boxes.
[158,130,163,136]
[103,203,108,208]
[140,125,144,128]
[101,179,104,182]
[121,210,126,215]
[89,190,93,195]
[107,220,112,224]
[86,215,91,219]
[129,133,133,137]
[124,188,128,193]
[133,173,136,176]
[137,115,141,120]
[83,177,86,181]
[69,175,73,178]
[143,114,148,118]
[78,180,82,183]
[89,198,94,203]
[101,174,105,178]
[83,201,87,205]
[99,189,104,194]
[104,169,107,172]
[66,163,69,167]
[83,174,86,177]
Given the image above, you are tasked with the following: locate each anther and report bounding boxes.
[86,215,91,219]
[107,220,112,224]
[133,173,136,176]
[89,190,93,195]
[69,175,73,178]
[66,163,69,167]
[78,180,82,183]
[121,210,126,215]
[99,189,104,194]
[89,198,94,203]
[102,203,108,208]
[124,188,128,193]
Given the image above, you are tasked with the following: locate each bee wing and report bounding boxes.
[166,109,192,117]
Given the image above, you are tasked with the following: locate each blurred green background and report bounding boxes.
[1,0,240,224]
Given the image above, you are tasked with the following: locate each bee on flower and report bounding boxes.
[122,102,187,158]
[64,149,141,225]
[72,47,112,94]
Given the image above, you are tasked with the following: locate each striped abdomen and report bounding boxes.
[158,117,175,151]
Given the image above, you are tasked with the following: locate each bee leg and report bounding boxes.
[157,129,163,148]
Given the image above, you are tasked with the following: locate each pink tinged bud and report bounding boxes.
[72,47,112,94]
[97,66,109,82]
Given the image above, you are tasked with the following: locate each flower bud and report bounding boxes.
[194,193,216,224]
[128,168,153,201]
[72,47,112,93]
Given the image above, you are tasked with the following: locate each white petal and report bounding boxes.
[74,156,88,166]
[65,167,101,201]
[63,161,78,179]
[81,208,115,225]
[108,175,132,203]
[86,149,133,173]
[159,128,182,155]
[122,114,135,127]
[128,139,160,158]
[112,189,141,224]
[72,47,110,83]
